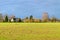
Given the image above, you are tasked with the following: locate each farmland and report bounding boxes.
[0,23,60,40]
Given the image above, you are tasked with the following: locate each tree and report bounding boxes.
[50,17,57,22]
[0,13,3,22]
[29,15,34,22]
[18,18,22,22]
[34,19,41,23]
[42,12,49,22]
[26,17,28,19]
[5,15,8,22]
[30,15,33,20]
[13,18,16,22]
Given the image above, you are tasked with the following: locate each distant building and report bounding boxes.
[10,15,16,22]
[11,18,14,22]
[10,15,22,22]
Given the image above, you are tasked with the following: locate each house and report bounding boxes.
[10,17,22,22]
[11,18,14,22]
[10,16,16,22]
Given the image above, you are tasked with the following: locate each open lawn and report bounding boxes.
[0,23,60,40]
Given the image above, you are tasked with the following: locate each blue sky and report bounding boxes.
[0,0,60,19]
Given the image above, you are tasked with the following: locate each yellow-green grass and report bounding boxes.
[0,23,60,40]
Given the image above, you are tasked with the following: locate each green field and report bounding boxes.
[0,23,60,40]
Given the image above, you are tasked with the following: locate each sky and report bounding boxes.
[0,0,60,19]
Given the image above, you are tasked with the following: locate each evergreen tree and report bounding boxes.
[5,15,8,22]
[29,15,34,22]
[30,15,33,20]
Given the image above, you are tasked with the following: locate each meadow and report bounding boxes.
[0,23,60,40]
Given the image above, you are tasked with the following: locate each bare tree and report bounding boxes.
[0,13,3,22]
[42,12,49,22]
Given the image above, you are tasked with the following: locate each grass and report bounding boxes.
[0,23,60,40]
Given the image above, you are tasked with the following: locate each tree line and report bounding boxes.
[0,12,60,23]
